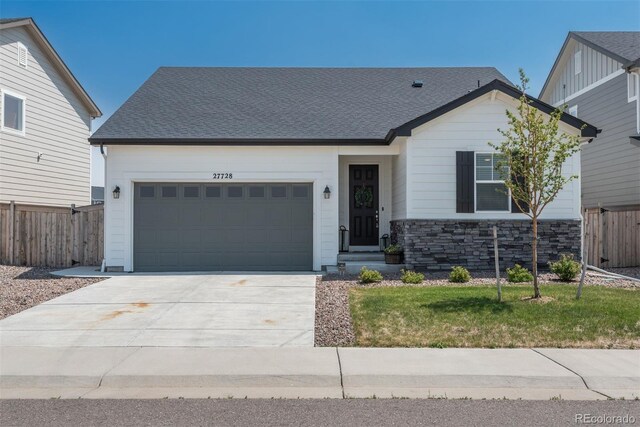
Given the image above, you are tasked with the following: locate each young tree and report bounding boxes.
[490,69,583,298]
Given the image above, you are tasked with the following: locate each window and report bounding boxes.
[568,105,578,118]
[628,73,639,102]
[1,90,26,135]
[17,42,28,68]
[475,153,510,212]
[140,186,155,198]
[574,50,582,75]
[249,186,265,198]
[205,186,221,198]
[183,186,199,198]
[227,186,243,198]
[161,186,177,198]
[271,185,287,198]
[292,185,308,198]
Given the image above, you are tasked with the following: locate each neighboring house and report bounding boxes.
[540,31,640,210]
[90,67,596,272]
[91,186,104,205]
[0,17,102,207]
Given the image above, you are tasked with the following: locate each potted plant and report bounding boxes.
[384,244,403,264]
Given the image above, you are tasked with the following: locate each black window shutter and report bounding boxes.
[511,173,530,213]
[456,151,474,213]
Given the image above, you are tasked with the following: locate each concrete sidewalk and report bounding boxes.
[1,347,638,400]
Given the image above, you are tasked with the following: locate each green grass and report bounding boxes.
[349,285,640,348]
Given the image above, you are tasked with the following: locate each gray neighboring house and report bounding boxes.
[0,17,102,207]
[540,31,640,210]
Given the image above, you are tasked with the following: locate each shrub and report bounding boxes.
[449,266,471,283]
[359,266,383,284]
[549,254,581,281]
[401,269,424,284]
[384,244,403,255]
[507,264,534,283]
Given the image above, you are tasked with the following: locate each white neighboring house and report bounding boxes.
[0,17,102,207]
[90,67,597,273]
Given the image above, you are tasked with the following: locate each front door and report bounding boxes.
[349,165,379,246]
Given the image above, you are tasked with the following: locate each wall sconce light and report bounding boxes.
[323,185,331,199]
[112,185,120,199]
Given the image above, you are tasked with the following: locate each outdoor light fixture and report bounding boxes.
[323,185,331,199]
[112,185,120,199]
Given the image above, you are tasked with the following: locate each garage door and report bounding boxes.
[134,183,313,271]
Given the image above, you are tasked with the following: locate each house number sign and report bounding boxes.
[212,173,233,179]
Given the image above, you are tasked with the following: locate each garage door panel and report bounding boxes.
[134,183,313,271]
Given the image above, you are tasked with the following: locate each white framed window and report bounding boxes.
[568,105,578,117]
[628,73,638,102]
[1,89,26,135]
[475,152,510,212]
[17,42,28,68]
[574,50,582,75]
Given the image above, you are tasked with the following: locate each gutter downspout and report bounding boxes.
[100,142,107,273]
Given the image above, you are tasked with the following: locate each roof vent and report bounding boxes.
[17,42,27,68]
[412,80,423,88]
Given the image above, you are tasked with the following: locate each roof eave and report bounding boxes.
[0,18,102,117]
[394,79,598,138]
[88,137,390,146]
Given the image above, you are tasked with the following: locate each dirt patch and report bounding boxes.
[521,296,555,304]
[133,302,149,308]
[0,265,104,319]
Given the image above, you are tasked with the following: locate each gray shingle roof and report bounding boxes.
[91,67,510,142]
[0,17,31,24]
[572,31,640,63]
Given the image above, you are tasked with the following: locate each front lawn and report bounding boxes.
[349,285,640,348]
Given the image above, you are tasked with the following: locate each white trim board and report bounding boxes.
[552,69,625,107]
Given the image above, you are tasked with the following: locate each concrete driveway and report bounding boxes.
[0,274,316,347]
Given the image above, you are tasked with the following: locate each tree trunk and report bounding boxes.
[532,217,541,298]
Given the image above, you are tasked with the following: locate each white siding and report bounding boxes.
[104,145,339,271]
[543,39,623,105]
[0,26,92,207]
[406,92,581,220]
[391,138,407,219]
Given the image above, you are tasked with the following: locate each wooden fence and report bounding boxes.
[585,207,640,268]
[0,202,104,267]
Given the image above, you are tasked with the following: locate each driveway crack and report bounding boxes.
[336,347,345,399]
[530,349,612,399]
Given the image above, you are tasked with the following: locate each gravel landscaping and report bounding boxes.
[314,267,640,347]
[0,265,104,319]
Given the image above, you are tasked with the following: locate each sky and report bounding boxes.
[1,0,638,186]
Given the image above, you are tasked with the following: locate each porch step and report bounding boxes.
[337,252,385,262]
[327,261,405,274]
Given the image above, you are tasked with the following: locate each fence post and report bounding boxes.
[8,201,15,264]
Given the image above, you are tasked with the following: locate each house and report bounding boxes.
[90,67,596,272]
[0,17,102,207]
[540,31,640,210]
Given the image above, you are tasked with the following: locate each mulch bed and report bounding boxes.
[0,265,104,319]
[314,267,640,347]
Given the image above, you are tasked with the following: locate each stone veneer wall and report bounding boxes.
[390,219,581,271]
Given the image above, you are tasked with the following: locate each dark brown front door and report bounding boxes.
[349,165,379,246]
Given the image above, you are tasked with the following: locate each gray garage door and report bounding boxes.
[134,183,313,272]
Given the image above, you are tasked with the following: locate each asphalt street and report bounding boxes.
[1,399,639,426]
